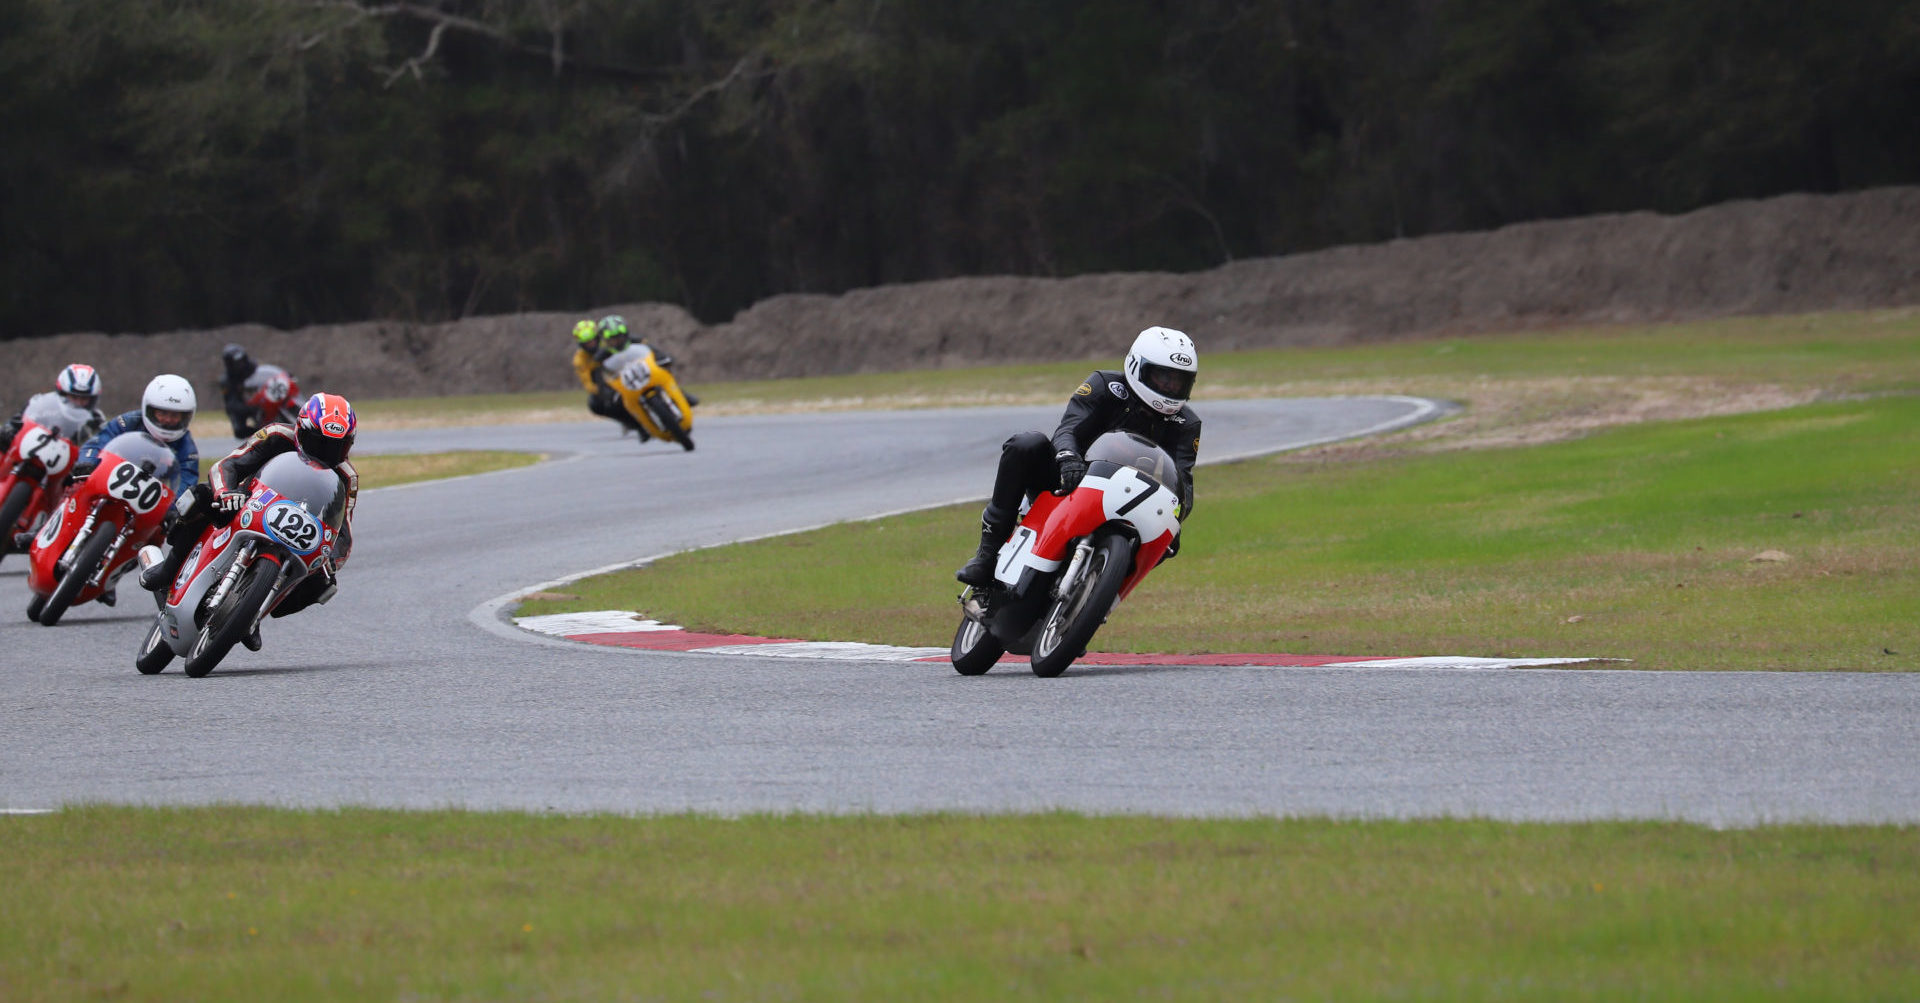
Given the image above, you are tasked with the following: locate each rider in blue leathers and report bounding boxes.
[58,375,201,605]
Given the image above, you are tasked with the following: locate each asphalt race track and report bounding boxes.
[3,396,1916,825]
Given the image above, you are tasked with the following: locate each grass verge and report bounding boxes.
[2,807,1914,1001]
[198,450,541,490]
[351,450,540,489]
[517,312,1920,670]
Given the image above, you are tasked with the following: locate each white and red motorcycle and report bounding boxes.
[951,430,1185,677]
[134,452,343,677]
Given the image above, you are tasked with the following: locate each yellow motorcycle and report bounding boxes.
[602,344,696,451]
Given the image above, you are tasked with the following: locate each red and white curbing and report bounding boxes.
[512,610,1614,669]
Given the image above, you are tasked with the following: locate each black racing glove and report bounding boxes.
[214,490,248,515]
[1054,450,1087,495]
[69,459,98,480]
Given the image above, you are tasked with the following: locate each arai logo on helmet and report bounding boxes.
[1169,352,1194,367]
[321,420,347,436]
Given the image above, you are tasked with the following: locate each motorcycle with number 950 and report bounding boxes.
[25,429,178,625]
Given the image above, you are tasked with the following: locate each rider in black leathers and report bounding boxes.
[956,327,1202,586]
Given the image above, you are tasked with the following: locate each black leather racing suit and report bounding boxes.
[985,370,1200,520]
[150,424,357,615]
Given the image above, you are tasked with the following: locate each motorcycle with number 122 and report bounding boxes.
[951,430,1184,677]
[135,452,344,677]
[25,430,178,625]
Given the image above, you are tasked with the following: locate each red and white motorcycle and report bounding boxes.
[135,452,343,677]
[25,430,178,626]
[0,394,95,569]
[951,430,1184,677]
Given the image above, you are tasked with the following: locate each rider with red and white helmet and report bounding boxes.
[139,393,360,629]
[0,364,108,455]
[955,327,1202,587]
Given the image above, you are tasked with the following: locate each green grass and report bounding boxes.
[517,312,1920,670]
[2,807,1915,1001]
[195,450,540,490]
[351,450,540,489]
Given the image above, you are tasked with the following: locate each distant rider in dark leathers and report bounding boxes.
[955,327,1202,587]
[217,343,263,437]
[573,317,648,437]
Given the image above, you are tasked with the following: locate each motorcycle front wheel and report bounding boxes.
[184,560,278,677]
[1030,533,1133,678]
[0,479,35,566]
[135,619,174,674]
[38,529,114,627]
[950,612,1005,675]
[645,392,695,451]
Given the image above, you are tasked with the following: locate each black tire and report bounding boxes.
[950,613,1005,675]
[645,392,695,451]
[0,479,34,566]
[38,528,114,627]
[26,591,46,623]
[1030,533,1134,678]
[135,618,174,674]
[183,559,278,677]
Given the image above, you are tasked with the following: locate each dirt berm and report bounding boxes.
[7,187,1918,414]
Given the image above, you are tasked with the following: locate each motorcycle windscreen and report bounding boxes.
[256,452,346,529]
[1084,430,1177,485]
[21,394,95,440]
[99,432,177,481]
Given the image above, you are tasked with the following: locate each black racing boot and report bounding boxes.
[955,506,1016,587]
[139,548,184,592]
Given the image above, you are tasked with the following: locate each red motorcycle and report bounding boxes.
[24,430,179,625]
[237,364,301,433]
[951,430,1185,677]
[0,394,95,569]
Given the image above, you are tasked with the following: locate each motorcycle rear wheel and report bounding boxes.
[38,529,114,627]
[0,479,34,566]
[135,619,173,674]
[950,612,1005,675]
[1030,533,1132,678]
[645,392,695,451]
[184,560,278,677]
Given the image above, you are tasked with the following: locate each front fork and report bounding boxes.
[1051,538,1095,601]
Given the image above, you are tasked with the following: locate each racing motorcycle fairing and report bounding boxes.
[602,343,696,444]
[154,452,343,652]
[1,395,95,541]
[25,431,179,605]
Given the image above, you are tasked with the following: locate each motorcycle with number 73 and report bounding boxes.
[951,430,1184,677]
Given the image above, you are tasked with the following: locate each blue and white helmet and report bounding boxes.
[1122,327,1197,416]
[56,363,101,407]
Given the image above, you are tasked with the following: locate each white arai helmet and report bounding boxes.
[1122,326,1198,416]
[141,374,197,443]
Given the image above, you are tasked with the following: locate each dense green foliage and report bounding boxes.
[3,0,1916,338]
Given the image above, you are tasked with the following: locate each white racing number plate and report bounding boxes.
[263,501,322,556]
[18,428,73,475]
[106,462,168,514]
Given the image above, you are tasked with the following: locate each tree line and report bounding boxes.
[2,0,1915,340]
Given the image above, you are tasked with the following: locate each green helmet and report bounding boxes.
[597,314,630,352]
[572,319,598,348]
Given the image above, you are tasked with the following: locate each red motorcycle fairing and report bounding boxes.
[1,417,81,541]
[25,443,178,603]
